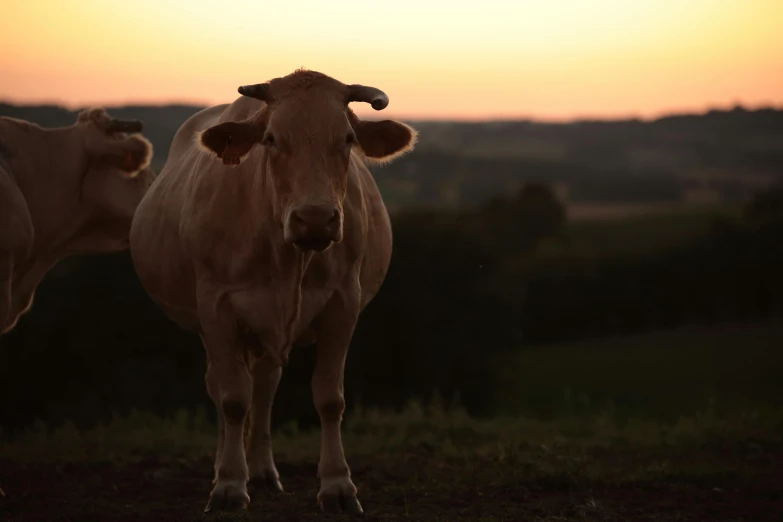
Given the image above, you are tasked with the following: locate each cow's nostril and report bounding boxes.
[292,211,307,226]
[328,209,340,225]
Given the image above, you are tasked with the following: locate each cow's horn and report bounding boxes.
[346,85,389,111]
[238,83,271,101]
[106,119,143,133]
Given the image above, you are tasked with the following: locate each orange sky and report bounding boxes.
[1,0,781,121]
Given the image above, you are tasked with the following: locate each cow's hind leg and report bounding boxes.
[311,282,363,514]
[204,361,224,485]
[246,352,284,498]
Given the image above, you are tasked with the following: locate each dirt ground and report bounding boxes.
[2,446,781,522]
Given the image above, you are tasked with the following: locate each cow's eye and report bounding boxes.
[262,133,276,147]
[346,133,356,145]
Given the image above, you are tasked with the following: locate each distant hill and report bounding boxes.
[2,102,782,209]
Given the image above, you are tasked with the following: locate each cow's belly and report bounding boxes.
[133,254,199,332]
[2,256,55,334]
[1,290,34,334]
[129,186,200,332]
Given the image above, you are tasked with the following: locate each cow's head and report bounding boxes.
[197,69,417,252]
[77,108,156,240]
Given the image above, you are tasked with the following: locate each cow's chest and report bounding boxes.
[224,257,345,354]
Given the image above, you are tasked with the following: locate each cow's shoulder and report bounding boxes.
[155,103,263,276]
[166,104,230,163]
[169,98,264,160]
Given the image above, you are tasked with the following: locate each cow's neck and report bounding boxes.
[8,127,96,299]
[15,126,91,258]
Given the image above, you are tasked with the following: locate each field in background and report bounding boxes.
[491,319,783,421]
[534,202,740,263]
[4,104,782,210]
[488,202,782,422]
[566,201,738,223]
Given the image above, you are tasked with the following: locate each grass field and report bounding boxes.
[544,202,742,259]
[2,321,782,521]
[490,320,783,421]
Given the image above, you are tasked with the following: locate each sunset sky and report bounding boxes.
[1,0,781,121]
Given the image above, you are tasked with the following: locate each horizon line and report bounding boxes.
[1,98,781,125]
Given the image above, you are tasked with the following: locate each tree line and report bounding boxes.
[2,182,781,433]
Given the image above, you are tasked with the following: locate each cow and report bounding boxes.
[0,108,156,335]
[128,69,417,514]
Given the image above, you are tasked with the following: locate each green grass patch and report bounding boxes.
[490,320,783,421]
[2,395,780,467]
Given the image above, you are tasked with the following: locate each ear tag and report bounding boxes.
[122,151,137,171]
[221,134,242,165]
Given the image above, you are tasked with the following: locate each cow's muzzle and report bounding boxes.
[285,204,343,252]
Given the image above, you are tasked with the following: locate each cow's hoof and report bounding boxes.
[204,481,249,513]
[248,471,285,496]
[318,477,363,514]
[319,493,363,514]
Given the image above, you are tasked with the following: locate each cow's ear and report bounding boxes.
[90,135,153,177]
[349,113,418,165]
[197,121,265,166]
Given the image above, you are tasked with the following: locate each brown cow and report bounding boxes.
[128,69,417,514]
[0,108,156,334]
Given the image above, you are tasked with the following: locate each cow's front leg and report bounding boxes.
[202,334,227,487]
[246,352,284,497]
[312,283,363,514]
[199,301,252,512]
[204,359,224,486]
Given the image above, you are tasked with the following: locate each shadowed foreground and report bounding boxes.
[1,405,781,522]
